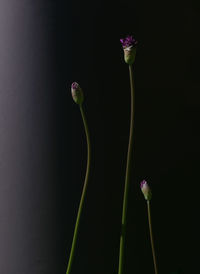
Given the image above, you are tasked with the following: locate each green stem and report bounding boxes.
[66,104,91,274]
[147,200,158,274]
[118,65,135,274]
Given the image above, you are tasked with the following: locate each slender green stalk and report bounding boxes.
[118,65,135,274]
[147,200,158,274]
[66,105,91,274]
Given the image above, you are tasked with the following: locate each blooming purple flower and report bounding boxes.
[71,82,84,105]
[120,35,137,65]
[120,35,138,49]
[140,180,152,201]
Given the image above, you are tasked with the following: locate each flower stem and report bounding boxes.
[66,105,91,274]
[118,65,135,274]
[147,200,158,274]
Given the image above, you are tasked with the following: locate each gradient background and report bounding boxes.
[0,1,199,274]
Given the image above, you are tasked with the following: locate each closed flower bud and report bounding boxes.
[120,35,138,65]
[140,180,152,201]
[71,82,84,105]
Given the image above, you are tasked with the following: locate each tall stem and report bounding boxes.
[118,65,135,274]
[66,105,91,274]
[147,201,158,274]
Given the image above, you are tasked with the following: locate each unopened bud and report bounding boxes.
[140,180,152,201]
[71,82,84,105]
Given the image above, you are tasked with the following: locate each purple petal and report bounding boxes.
[120,35,138,48]
[71,82,79,90]
[140,180,147,189]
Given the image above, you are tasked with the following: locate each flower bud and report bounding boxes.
[71,82,84,105]
[140,180,152,201]
[120,35,138,65]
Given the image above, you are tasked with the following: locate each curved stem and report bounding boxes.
[66,105,91,274]
[147,201,158,274]
[118,65,135,274]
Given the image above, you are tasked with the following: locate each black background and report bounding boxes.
[0,1,199,274]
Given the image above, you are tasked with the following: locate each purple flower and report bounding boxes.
[71,82,84,105]
[140,180,152,200]
[120,35,138,49]
[120,35,137,65]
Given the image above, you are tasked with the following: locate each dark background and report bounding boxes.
[0,0,199,274]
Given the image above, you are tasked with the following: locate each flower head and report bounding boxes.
[120,35,137,65]
[120,36,138,49]
[71,82,84,105]
[140,180,152,201]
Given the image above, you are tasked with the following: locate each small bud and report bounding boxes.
[140,180,152,201]
[71,82,84,105]
[120,35,138,65]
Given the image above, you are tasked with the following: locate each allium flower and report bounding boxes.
[71,82,84,105]
[120,35,138,65]
[140,180,152,200]
[120,36,138,48]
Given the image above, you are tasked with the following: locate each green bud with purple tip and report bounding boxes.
[120,35,138,65]
[140,180,152,201]
[71,82,84,105]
